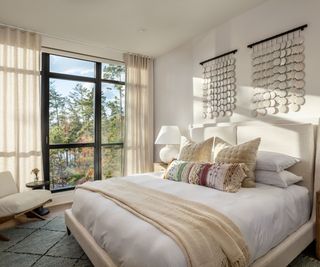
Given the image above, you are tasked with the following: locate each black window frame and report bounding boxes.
[41,52,125,192]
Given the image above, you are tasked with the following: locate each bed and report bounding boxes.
[65,121,320,267]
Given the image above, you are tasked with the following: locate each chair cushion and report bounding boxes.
[0,190,52,218]
[0,171,18,198]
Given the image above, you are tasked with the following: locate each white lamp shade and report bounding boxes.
[155,126,181,145]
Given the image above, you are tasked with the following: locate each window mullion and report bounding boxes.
[41,53,50,190]
[94,62,102,180]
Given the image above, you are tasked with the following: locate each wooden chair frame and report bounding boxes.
[0,199,52,241]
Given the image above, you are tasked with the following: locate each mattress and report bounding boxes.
[71,172,310,267]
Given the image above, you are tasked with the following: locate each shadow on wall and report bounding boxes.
[192,97,319,129]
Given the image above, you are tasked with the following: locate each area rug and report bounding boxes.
[0,215,92,267]
[289,254,320,267]
[1,215,319,267]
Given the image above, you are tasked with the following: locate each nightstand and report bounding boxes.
[26,180,49,190]
[317,191,320,259]
[26,180,50,216]
[153,162,168,172]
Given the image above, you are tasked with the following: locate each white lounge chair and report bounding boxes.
[0,171,52,241]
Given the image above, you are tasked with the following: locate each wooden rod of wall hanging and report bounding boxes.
[199,49,238,65]
[247,24,308,48]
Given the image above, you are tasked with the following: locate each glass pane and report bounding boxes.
[49,78,95,144]
[102,147,123,179]
[101,83,125,143]
[50,55,95,77]
[50,147,94,190]
[101,63,125,82]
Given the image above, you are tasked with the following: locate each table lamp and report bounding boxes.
[155,125,181,163]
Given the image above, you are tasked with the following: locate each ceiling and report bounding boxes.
[0,0,267,57]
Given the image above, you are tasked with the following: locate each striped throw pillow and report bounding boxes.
[163,160,194,182]
[164,160,247,193]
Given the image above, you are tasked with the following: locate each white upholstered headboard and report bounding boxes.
[190,121,319,210]
[237,124,315,194]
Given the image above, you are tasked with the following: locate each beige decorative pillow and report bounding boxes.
[178,136,213,162]
[212,138,231,160]
[214,137,261,187]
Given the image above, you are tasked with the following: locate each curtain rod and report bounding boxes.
[199,49,238,66]
[247,24,308,48]
[41,46,124,63]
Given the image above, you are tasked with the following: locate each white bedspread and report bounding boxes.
[71,172,310,267]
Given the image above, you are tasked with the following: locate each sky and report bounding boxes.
[50,55,95,77]
[49,55,123,100]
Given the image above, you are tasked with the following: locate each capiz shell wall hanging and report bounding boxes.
[248,24,307,116]
[200,50,237,119]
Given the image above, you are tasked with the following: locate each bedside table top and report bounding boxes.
[154,162,168,167]
[153,162,168,172]
[26,180,49,188]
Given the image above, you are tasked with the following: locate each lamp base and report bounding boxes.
[159,145,179,164]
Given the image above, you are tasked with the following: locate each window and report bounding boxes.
[41,53,125,191]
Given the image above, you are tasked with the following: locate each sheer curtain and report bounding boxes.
[124,53,154,175]
[0,26,42,191]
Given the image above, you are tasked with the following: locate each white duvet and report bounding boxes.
[72,172,310,267]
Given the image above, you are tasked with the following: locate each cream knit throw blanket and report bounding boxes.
[78,179,250,267]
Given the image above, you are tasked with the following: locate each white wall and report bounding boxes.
[154,0,320,160]
[42,35,123,62]
[154,42,194,160]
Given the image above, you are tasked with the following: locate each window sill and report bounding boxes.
[46,189,74,207]
[51,186,75,193]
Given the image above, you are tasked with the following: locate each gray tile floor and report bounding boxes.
[2,214,320,267]
[0,216,93,267]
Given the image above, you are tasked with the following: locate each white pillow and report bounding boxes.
[256,151,300,172]
[255,170,302,188]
